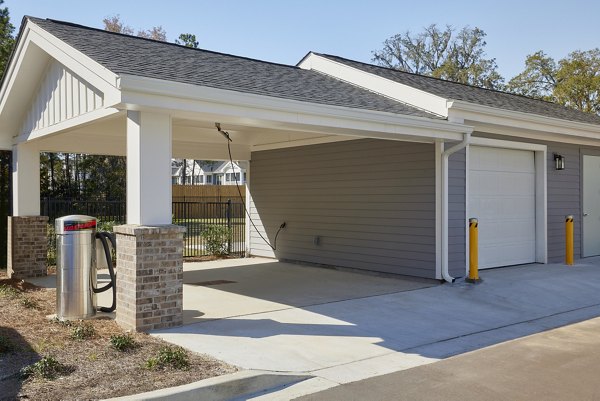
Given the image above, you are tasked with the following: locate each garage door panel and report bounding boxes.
[471,172,535,197]
[473,146,535,173]
[479,241,536,267]
[469,146,536,269]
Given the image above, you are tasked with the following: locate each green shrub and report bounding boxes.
[70,322,96,340]
[145,346,190,370]
[109,333,137,352]
[201,224,232,256]
[20,356,72,380]
[0,335,14,354]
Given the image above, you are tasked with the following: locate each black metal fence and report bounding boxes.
[41,198,245,258]
[173,200,245,257]
[42,198,126,223]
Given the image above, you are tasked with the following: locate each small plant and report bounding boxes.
[20,356,72,380]
[145,346,190,370]
[20,296,40,309]
[109,333,137,352]
[50,316,72,327]
[70,322,96,340]
[0,284,21,299]
[0,335,14,354]
[201,224,232,256]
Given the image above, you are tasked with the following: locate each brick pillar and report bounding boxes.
[114,224,185,332]
[8,216,49,279]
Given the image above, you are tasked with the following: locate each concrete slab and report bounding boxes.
[155,259,600,394]
[181,258,434,324]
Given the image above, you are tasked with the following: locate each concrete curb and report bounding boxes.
[103,370,312,401]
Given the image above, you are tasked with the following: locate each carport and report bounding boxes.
[0,17,470,331]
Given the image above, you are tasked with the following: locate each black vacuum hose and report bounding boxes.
[92,232,117,313]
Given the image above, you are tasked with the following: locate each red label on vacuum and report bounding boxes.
[64,221,96,231]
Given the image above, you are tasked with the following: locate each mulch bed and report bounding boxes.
[0,269,237,401]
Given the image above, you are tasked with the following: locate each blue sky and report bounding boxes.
[5,0,600,80]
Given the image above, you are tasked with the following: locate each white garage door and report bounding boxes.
[469,146,536,269]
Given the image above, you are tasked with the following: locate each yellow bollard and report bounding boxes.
[466,218,482,283]
[566,215,574,266]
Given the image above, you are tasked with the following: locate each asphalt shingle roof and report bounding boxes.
[316,53,600,126]
[27,17,439,120]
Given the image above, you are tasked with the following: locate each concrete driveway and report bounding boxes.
[153,257,600,396]
[296,316,600,401]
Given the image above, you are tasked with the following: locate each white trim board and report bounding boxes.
[298,52,448,117]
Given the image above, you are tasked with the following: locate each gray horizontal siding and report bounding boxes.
[249,138,437,278]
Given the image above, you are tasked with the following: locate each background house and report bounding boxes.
[171,160,247,185]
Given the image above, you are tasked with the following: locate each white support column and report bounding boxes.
[245,160,251,256]
[126,111,172,225]
[12,142,40,216]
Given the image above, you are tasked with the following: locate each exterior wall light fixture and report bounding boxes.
[554,153,565,170]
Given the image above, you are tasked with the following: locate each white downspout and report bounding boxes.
[441,133,470,283]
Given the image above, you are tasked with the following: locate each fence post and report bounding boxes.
[227,199,232,254]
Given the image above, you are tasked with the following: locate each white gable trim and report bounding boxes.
[27,23,118,92]
[297,52,448,118]
[0,19,121,145]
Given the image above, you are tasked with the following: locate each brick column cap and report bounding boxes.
[114,224,186,236]
[9,216,49,221]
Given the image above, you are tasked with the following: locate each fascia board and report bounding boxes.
[449,100,600,140]
[298,53,448,118]
[0,24,31,113]
[27,24,120,104]
[118,74,470,142]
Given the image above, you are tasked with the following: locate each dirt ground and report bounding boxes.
[0,270,237,401]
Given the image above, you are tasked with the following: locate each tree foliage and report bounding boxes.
[508,49,600,115]
[102,15,166,41]
[372,24,504,89]
[40,153,126,200]
[176,33,199,48]
[0,0,15,79]
[506,51,557,100]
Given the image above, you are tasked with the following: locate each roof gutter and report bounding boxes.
[441,132,471,283]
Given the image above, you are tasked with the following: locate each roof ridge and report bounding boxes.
[314,52,569,108]
[28,16,304,71]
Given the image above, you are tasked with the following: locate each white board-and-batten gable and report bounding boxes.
[22,60,103,135]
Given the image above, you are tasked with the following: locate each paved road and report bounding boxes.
[296,317,600,401]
